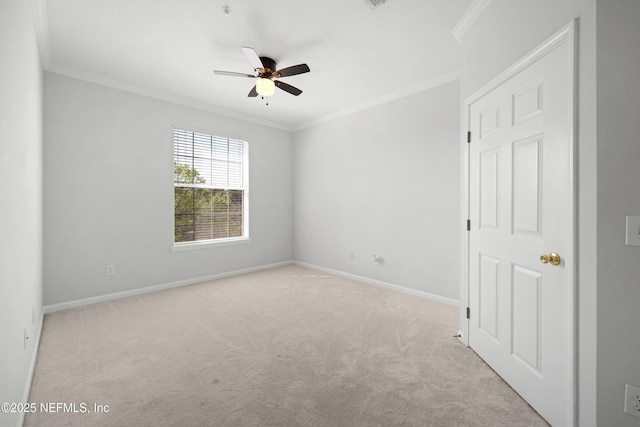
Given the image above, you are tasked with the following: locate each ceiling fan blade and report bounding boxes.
[213,70,256,78]
[275,80,303,96]
[247,85,258,97]
[242,46,264,70]
[276,64,310,78]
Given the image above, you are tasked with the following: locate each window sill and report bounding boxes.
[171,237,251,252]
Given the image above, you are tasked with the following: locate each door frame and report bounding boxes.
[459,20,577,425]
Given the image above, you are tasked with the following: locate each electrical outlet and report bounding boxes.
[349,252,355,261]
[625,216,640,246]
[624,384,640,418]
[106,265,116,276]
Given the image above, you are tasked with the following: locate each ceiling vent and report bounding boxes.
[368,0,388,7]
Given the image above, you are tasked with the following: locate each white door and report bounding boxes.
[467,28,573,426]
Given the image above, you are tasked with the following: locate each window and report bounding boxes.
[173,127,248,245]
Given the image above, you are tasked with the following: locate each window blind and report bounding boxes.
[173,128,247,243]
[173,128,244,189]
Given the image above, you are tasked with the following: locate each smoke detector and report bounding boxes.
[368,0,388,6]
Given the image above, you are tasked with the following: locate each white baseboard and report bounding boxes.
[43,259,459,314]
[43,261,294,314]
[18,309,44,427]
[293,261,460,307]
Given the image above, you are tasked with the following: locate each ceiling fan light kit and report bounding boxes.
[256,78,275,96]
[213,47,310,101]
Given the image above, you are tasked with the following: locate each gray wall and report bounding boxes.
[43,73,293,306]
[293,81,460,301]
[0,1,44,426]
[596,1,640,425]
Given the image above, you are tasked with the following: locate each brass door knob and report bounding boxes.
[540,252,561,266]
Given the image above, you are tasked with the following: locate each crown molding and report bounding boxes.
[46,64,460,134]
[451,0,493,44]
[31,0,52,68]
[293,70,460,131]
[45,65,294,132]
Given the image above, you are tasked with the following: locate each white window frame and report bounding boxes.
[171,126,250,251]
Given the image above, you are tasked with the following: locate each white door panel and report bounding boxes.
[468,31,573,426]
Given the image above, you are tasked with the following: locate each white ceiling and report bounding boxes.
[36,0,473,130]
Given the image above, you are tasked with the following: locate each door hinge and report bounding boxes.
[466,307,470,319]
[466,219,471,231]
[467,131,471,143]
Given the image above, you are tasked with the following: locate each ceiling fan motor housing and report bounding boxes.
[258,57,277,75]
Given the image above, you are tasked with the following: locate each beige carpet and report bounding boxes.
[26,264,548,426]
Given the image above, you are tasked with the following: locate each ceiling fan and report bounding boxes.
[213,47,310,98]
